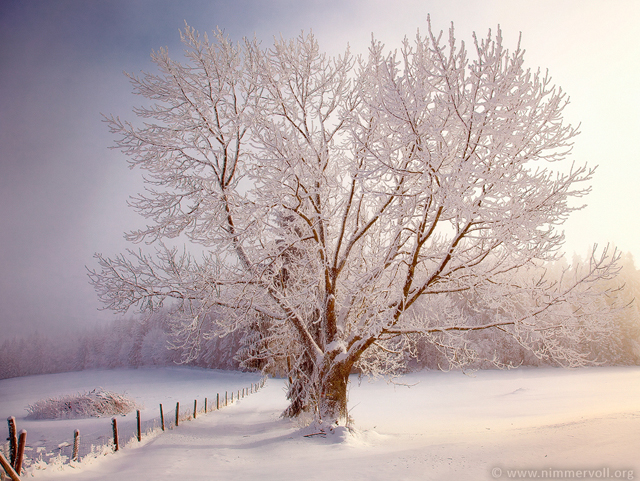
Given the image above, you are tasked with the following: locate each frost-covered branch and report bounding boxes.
[91,19,623,427]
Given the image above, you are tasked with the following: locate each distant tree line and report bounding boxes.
[2,252,639,381]
[0,310,244,380]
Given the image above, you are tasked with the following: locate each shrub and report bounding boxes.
[26,388,138,420]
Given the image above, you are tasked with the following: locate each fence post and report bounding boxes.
[225,391,228,406]
[231,391,234,403]
[204,397,208,413]
[136,410,142,442]
[175,402,180,427]
[15,430,26,475]
[7,417,17,468]
[0,452,21,481]
[72,429,80,462]
[112,418,119,452]
[193,399,197,419]
[160,404,165,431]
[216,393,219,410]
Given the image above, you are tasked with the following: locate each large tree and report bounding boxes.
[90,20,620,429]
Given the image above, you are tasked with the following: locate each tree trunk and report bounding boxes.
[283,354,352,428]
[317,361,351,427]
[283,350,315,418]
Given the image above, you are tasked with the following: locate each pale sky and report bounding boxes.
[1,0,638,339]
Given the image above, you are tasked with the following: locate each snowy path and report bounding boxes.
[27,367,640,481]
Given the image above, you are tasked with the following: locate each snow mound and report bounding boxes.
[25,388,138,420]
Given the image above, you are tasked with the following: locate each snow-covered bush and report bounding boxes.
[25,388,138,420]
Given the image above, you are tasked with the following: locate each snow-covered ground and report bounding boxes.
[1,366,639,480]
[0,367,263,469]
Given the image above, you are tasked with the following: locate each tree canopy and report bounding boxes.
[90,19,621,429]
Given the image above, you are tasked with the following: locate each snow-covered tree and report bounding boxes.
[89,19,622,429]
[567,251,640,364]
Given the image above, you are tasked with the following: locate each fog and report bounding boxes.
[1,0,638,339]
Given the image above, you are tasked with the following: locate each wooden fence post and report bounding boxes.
[136,410,142,442]
[225,391,228,406]
[15,430,26,475]
[175,402,180,427]
[72,429,80,462]
[216,393,219,410]
[193,399,197,419]
[112,418,119,452]
[7,417,17,468]
[204,397,208,413]
[0,452,21,481]
[160,404,165,431]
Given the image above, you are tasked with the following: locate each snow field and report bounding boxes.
[0,367,263,472]
[1,366,639,480]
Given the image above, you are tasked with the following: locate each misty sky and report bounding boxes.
[1,0,639,340]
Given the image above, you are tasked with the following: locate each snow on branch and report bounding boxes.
[90,20,626,426]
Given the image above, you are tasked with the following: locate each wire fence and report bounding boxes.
[1,378,266,479]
